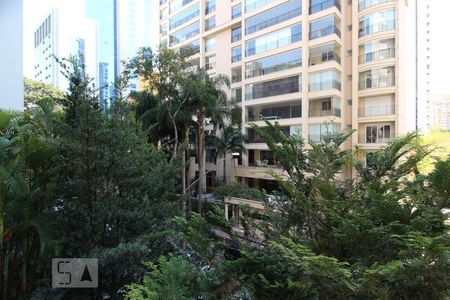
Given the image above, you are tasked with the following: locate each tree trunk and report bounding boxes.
[197,113,206,214]
[181,149,186,218]
[223,155,227,184]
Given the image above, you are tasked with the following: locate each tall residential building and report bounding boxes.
[159,0,416,191]
[33,4,99,92]
[0,0,24,111]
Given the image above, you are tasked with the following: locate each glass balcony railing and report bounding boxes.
[358,132,393,144]
[359,20,395,37]
[309,51,341,66]
[246,33,302,56]
[358,105,394,117]
[246,8,302,35]
[358,0,394,11]
[309,80,341,92]
[309,0,341,14]
[309,25,341,40]
[358,48,395,64]
[358,75,395,90]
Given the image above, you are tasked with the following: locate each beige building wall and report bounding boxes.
[160,0,416,189]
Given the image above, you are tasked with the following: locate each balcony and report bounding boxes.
[246,33,302,56]
[246,102,301,122]
[309,50,341,66]
[359,124,394,144]
[359,48,395,64]
[247,126,300,143]
[309,98,341,117]
[309,79,341,92]
[358,75,394,90]
[359,0,394,11]
[309,0,341,14]
[359,20,395,37]
[309,25,341,40]
[358,104,394,117]
[246,8,302,35]
[358,133,393,144]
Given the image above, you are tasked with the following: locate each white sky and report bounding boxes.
[23,0,450,95]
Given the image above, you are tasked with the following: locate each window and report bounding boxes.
[309,97,341,117]
[231,88,242,102]
[232,4,242,19]
[322,99,331,111]
[309,15,341,40]
[169,3,199,30]
[245,0,302,35]
[309,0,341,14]
[160,23,167,35]
[232,46,242,62]
[170,0,194,14]
[245,48,302,78]
[359,9,395,37]
[358,66,395,90]
[205,16,216,31]
[232,67,242,83]
[180,40,200,57]
[365,124,392,143]
[205,55,216,70]
[309,41,341,65]
[231,26,242,42]
[246,101,301,121]
[246,75,301,100]
[245,0,277,13]
[245,23,301,57]
[309,70,341,91]
[170,21,200,46]
[309,123,341,142]
[359,38,395,64]
[359,0,394,11]
[206,0,216,14]
[205,37,216,52]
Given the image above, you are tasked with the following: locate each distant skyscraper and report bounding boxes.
[116,0,152,93]
[0,0,24,111]
[33,4,99,92]
[87,0,152,106]
[87,0,117,108]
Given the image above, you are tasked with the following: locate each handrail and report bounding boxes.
[309,0,341,14]
[358,48,395,64]
[309,25,341,40]
[246,8,302,35]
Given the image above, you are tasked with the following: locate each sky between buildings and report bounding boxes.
[22,0,450,95]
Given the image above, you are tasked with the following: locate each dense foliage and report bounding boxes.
[1,59,180,299]
[128,122,450,299]
[213,183,267,202]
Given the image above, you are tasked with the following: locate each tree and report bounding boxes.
[183,69,232,213]
[24,78,64,110]
[125,255,209,300]
[206,123,246,184]
[171,122,450,299]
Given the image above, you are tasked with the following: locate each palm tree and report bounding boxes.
[206,125,247,184]
[184,70,232,213]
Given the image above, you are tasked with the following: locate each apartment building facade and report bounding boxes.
[159,0,416,191]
